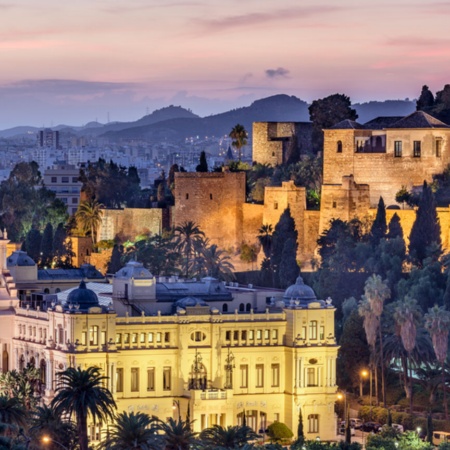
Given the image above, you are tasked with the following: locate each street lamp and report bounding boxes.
[172,400,181,421]
[337,391,347,422]
[42,436,69,450]
[360,369,368,397]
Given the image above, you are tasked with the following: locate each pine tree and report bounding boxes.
[416,85,435,111]
[370,197,387,246]
[40,223,53,268]
[196,151,208,172]
[271,207,298,288]
[409,181,442,266]
[387,212,403,239]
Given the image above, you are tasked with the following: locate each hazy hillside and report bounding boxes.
[354,100,415,123]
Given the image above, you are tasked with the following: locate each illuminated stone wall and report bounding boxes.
[323,127,450,207]
[173,172,246,251]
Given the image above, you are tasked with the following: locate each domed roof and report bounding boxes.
[175,296,208,308]
[65,280,99,310]
[283,276,317,306]
[115,261,153,279]
[7,251,36,267]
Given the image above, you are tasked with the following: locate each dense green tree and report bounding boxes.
[0,395,26,428]
[370,197,387,246]
[338,309,370,391]
[75,199,104,245]
[196,151,208,173]
[51,366,116,450]
[387,213,403,239]
[278,237,299,288]
[267,421,293,443]
[40,223,53,268]
[409,181,441,266]
[194,243,235,281]
[0,162,68,242]
[52,223,72,268]
[100,411,160,450]
[107,244,124,275]
[157,181,167,208]
[199,424,258,449]
[308,93,358,153]
[257,224,273,258]
[271,208,297,288]
[416,85,435,111]
[25,228,42,263]
[229,124,248,161]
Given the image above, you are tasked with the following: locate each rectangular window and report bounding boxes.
[240,365,248,388]
[61,176,69,183]
[101,331,106,345]
[274,202,278,210]
[241,330,247,340]
[72,177,78,183]
[320,326,325,340]
[307,368,316,387]
[256,364,264,387]
[249,330,254,340]
[140,333,146,343]
[309,321,318,340]
[272,329,278,340]
[233,331,239,341]
[308,414,319,433]
[148,333,153,343]
[131,368,139,392]
[264,329,270,339]
[81,332,87,346]
[436,139,443,157]
[89,326,98,346]
[147,368,155,391]
[164,332,170,343]
[115,333,122,344]
[156,333,162,343]
[225,331,231,341]
[72,197,78,204]
[256,330,262,340]
[51,176,57,183]
[394,141,402,157]
[116,368,123,393]
[132,333,138,344]
[124,333,130,344]
[271,364,280,387]
[163,367,171,390]
[413,141,421,157]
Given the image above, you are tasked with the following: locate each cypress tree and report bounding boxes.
[387,212,403,239]
[40,223,53,268]
[409,181,441,266]
[52,223,67,267]
[25,228,42,263]
[370,197,387,246]
[196,151,208,172]
[416,85,435,111]
[271,207,298,288]
[443,271,450,310]
[278,238,299,288]
[297,408,304,440]
[107,244,123,274]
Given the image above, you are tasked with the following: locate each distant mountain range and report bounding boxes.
[0,95,416,140]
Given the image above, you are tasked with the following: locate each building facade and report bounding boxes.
[7,260,338,443]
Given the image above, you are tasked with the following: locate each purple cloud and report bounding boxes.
[265,67,290,79]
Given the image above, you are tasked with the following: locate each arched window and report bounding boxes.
[55,288,61,293]
[239,303,245,312]
[222,303,228,312]
[44,288,49,294]
[19,355,25,371]
[29,357,36,368]
[40,359,47,388]
[246,303,251,312]
[337,141,343,153]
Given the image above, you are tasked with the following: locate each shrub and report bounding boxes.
[267,422,293,443]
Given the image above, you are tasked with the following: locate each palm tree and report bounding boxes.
[196,244,235,281]
[157,418,197,450]
[51,366,116,450]
[29,404,77,450]
[100,411,160,450]
[393,296,422,414]
[199,424,258,449]
[364,274,390,407]
[174,221,205,278]
[425,305,450,419]
[257,224,273,258]
[0,395,27,428]
[75,199,104,244]
[229,124,248,161]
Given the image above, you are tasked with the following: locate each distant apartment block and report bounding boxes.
[38,129,60,149]
[43,164,82,215]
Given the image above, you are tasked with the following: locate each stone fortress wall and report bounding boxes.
[97,116,450,270]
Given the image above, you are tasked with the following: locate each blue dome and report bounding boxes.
[283,276,317,306]
[66,280,99,310]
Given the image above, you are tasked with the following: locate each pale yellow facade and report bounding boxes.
[10,281,338,443]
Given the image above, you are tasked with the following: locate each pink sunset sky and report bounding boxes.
[1,0,450,128]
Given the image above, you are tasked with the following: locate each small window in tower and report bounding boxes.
[186,193,189,200]
[436,139,443,157]
[274,202,278,210]
[337,141,343,153]
[413,141,421,157]
[210,193,213,200]
[272,152,275,156]
[332,201,337,208]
